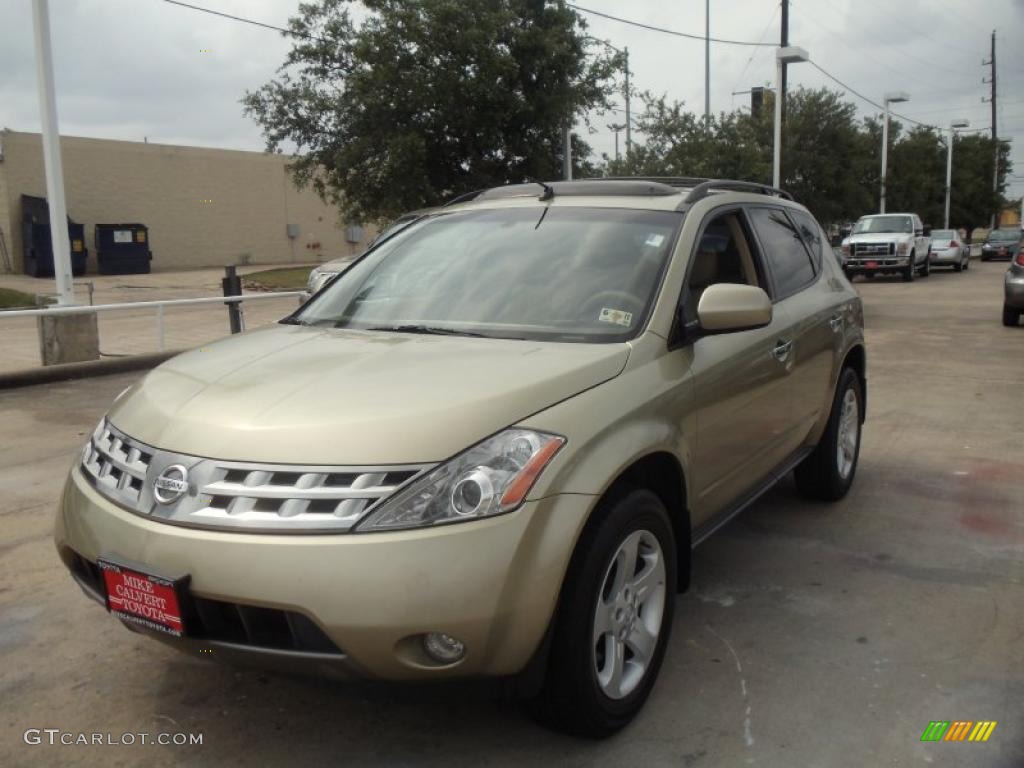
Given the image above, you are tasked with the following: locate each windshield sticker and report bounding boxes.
[599,308,633,327]
[645,233,666,248]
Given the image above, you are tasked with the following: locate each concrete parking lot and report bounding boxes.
[1,261,1021,767]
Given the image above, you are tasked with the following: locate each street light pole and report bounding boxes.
[773,46,808,189]
[880,91,909,214]
[31,0,75,306]
[623,47,631,157]
[945,119,970,229]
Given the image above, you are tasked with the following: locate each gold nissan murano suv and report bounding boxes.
[56,178,866,737]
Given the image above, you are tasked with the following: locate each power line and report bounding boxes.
[566,3,774,47]
[159,0,321,41]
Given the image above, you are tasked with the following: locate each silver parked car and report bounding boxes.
[1004,248,1024,326]
[928,229,970,272]
[307,210,433,293]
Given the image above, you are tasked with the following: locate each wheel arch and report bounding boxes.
[585,452,692,593]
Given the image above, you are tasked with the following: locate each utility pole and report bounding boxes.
[982,31,998,227]
[782,0,790,130]
[704,0,710,126]
[779,0,790,182]
[624,47,631,157]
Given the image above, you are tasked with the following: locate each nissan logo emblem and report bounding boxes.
[153,464,190,504]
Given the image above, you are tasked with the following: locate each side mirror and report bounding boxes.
[697,284,772,334]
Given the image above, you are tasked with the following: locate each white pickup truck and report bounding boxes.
[841,213,932,282]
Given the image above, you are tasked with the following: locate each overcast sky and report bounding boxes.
[2,0,1023,199]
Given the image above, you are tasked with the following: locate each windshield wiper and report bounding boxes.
[365,324,490,338]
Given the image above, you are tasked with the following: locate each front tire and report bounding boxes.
[531,488,676,738]
[903,253,915,282]
[794,367,863,501]
[1004,305,1021,327]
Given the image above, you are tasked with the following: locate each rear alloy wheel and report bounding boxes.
[903,253,915,282]
[795,367,863,501]
[1004,304,1021,327]
[531,488,676,738]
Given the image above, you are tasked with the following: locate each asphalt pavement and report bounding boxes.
[1,260,1021,767]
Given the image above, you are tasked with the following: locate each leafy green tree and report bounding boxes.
[886,126,945,226]
[243,0,619,222]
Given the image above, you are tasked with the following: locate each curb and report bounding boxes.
[0,350,183,390]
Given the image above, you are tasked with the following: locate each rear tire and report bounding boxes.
[530,488,676,738]
[953,261,962,272]
[920,255,930,277]
[795,367,863,501]
[1004,305,1021,327]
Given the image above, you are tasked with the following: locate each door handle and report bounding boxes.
[828,314,843,332]
[771,339,793,362]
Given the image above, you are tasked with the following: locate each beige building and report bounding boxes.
[0,129,374,274]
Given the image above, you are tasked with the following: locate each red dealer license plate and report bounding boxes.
[865,260,878,268]
[98,559,186,637]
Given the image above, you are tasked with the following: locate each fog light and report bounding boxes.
[422,632,466,663]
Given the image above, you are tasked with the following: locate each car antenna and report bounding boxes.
[525,177,555,201]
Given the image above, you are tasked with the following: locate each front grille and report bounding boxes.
[65,550,342,655]
[80,420,432,532]
[852,242,894,257]
[82,422,153,507]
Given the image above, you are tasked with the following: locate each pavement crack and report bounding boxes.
[705,624,754,748]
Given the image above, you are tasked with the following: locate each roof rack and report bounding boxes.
[473,179,681,201]
[442,189,485,207]
[598,176,710,188]
[683,179,793,205]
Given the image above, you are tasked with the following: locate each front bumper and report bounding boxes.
[55,467,592,680]
[844,256,910,273]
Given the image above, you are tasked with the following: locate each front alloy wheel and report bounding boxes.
[592,529,667,700]
[532,488,676,738]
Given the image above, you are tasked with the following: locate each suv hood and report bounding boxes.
[109,324,630,464]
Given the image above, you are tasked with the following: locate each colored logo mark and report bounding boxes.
[921,721,997,742]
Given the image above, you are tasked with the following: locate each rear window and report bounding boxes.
[748,207,816,299]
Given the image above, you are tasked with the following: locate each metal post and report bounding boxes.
[623,47,631,157]
[945,128,954,230]
[772,55,783,189]
[562,124,572,181]
[880,101,889,214]
[155,303,165,351]
[990,31,998,229]
[222,265,243,334]
[704,0,710,125]
[31,0,75,306]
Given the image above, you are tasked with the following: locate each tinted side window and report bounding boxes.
[747,207,816,299]
[789,209,823,272]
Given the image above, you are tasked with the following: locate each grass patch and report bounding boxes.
[242,267,312,292]
[0,287,46,309]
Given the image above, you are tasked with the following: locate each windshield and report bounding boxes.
[294,207,682,342]
[931,229,956,240]
[988,229,1020,242]
[852,215,913,234]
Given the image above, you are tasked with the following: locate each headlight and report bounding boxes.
[355,429,565,532]
[896,242,909,255]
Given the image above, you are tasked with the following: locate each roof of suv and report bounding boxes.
[444,178,795,213]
